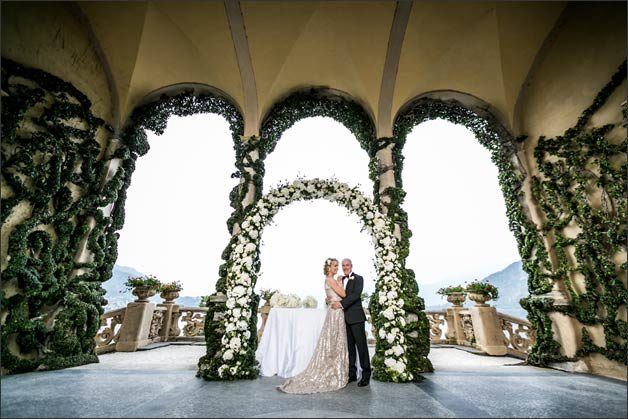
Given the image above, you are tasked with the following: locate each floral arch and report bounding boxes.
[198,178,431,382]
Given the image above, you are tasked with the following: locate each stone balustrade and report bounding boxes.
[498,312,536,358]
[95,300,209,354]
[96,293,534,359]
[424,306,534,358]
[95,307,126,354]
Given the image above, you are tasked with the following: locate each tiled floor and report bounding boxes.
[1,346,626,418]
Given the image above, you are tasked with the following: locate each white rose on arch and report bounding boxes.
[226,298,236,309]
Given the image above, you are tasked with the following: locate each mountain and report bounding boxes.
[103,264,202,311]
[423,261,529,319]
[481,261,529,318]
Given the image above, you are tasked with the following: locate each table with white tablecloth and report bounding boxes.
[255,307,363,379]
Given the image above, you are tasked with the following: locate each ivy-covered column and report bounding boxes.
[237,136,263,214]
[368,136,433,375]
[516,144,578,362]
[374,142,395,213]
[1,58,114,373]
[203,133,264,377]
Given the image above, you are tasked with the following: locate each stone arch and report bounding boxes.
[212,88,384,309]
[198,178,431,382]
[392,93,555,364]
[259,87,376,158]
[395,90,513,139]
[258,88,377,190]
[93,86,246,307]
[229,87,380,228]
[120,83,244,152]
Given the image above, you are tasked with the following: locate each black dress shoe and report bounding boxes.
[348,377,358,383]
[357,379,370,387]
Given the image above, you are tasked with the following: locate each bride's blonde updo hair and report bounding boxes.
[323,258,338,276]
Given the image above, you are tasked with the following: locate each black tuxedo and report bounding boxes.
[340,273,371,382]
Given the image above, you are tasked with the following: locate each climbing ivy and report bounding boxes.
[392,96,560,365]
[0,58,246,374]
[530,60,627,365]
[114,90,248,375]
[1,58,111,373]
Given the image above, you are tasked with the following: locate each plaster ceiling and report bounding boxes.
[76,0,566,135]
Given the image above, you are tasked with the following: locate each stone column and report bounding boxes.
[240,136,260,210]
[115,302,157,352]
[446,306,467,345]
[539,288,579,357]
[469,304,507,356]
[158,303,180,342]
[375,141,401,239]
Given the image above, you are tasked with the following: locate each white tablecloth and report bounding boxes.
[256,307,363,379]
[256,308,327,378]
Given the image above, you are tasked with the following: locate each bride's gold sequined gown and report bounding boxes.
[278,280,349,394]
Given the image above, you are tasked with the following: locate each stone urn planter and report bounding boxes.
[160,290,180,304]
[467,291,491,306]
[132,285,157,303]
[446,292,466,307]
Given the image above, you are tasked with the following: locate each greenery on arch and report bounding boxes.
[392,96,560,365]
[259,88,376,158]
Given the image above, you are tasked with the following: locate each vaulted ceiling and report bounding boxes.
[8,1,571,135]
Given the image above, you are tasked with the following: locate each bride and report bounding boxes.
[278,258,349,394]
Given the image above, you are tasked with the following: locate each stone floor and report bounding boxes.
[1,345,626,418]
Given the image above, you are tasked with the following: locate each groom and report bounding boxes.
[331,258,372,387]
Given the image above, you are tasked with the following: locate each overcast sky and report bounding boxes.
[115,114,520,306]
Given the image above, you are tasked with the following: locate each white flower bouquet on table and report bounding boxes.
[284,294,302,308]
[269,292,302,308]
[269,292,285,307]
[302,296,318,308]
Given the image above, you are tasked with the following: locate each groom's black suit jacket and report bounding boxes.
[340,273,367,324]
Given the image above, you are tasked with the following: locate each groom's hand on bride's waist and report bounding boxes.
[330,302,342,310]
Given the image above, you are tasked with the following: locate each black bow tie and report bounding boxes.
[343,275,350,279]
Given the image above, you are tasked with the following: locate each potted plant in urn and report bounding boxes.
[465,279,499,306]
[436,285,467,307]
[124,274,162,303]
[160,280,183,304]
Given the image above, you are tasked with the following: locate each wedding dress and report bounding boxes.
[278,280,349,394]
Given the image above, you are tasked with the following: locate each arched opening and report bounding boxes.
[263,116,371,196]
[402,119,525,318]
[259,116,374,307]
[105,113,238,308]
[393,95,538,360]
